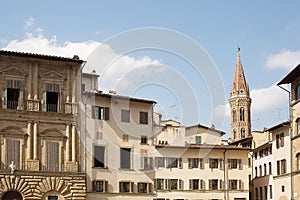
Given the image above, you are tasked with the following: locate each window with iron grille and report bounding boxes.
[140,111,148,124]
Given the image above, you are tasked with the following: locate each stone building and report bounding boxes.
[82,72,250,200]
[252,121,291,200]
[0,50,86,200]
[278,64,300,200]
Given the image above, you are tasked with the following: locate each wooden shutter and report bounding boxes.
[2,88,7,109]
[219,180,223,190]
[238,180,243,190]
[277,160,280,175]
[18,90,24,110]
[104,107,109,120]
[154,179,157,190]
[189,179,193,190]
[6,139,20,169]
[178,179,183,190]
[148,183,153,193]
[200,180,205,190]
[178,158,182,168]
[140,157,145,170]
[42,91,47,111]
[46,141,59,171]
[199,158,204,169]
[219,159,223,170]
[209,180,212,190]
[188,158,192,169]
[228,159,231,169]
[238,159,243,170]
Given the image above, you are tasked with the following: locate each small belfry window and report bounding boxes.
[241,128,245,138]
[240,107,245,121]
[232,109,237,122]
[296,85,300,100]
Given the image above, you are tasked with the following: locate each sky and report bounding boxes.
[1,0,299,138]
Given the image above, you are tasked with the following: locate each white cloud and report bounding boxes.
[251,83,288,113]
[266,50,300,70]
[24,16,35,30]
[2,23,162,93]
[214,83,288,117]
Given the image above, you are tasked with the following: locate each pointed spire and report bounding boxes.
[231,47,249,96]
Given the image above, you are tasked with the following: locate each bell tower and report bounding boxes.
[229,48,251,142]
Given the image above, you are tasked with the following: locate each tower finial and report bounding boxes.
[237,45,240,57]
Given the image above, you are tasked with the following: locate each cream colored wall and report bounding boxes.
[185,126,222,145]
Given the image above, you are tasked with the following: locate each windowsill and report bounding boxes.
[119,168,134,171]
[140,143,148,145]
[93,167,109,170]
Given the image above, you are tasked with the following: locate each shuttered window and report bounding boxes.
[6,139,20,169]
[46,141,59,171]
[139,111,148,124]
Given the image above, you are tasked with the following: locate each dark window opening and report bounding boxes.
[46,92,59,112]
[94,146,105,168]
[48,196,58,200]
[120,148,131,169]
[7,88,20,109]
[140,111,148,124]
[141,136,148,144]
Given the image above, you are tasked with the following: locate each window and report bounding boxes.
[93,106,109,120]
[6,139,20,170]
[188,158,199,169]
[296,85,300,100]
[93,180,108,192]
[94,146,105,168]
[209,159,219,169]
[141,136,148,144]
[260,187,263,200]
[255,188,258,200]
[241,128,245,138]
[48,196,58,200]
[233,109,237,122]
[229,180,238,190]
[6,80,22,110]
[276,133,284,148]
[264,164,267,176]
[166,157,181,168]
[139,111,148,124]
[199,158,204,169]
[208,179,219,190]
[195,136,202,144]
[228,159,242,169]
[140,157,153,171]
[269,162,272,174]
[277,159,287,175]
[119,181,133,193]
[297,119,300,136]
[269,185,273,199]
[240,107,245,122]
[282,185,285,192]
[120,148,131,169]
[121,109,130,123]
[45,141,59,171]
[122,134,128,142]
[45,83,60,112]
[297,153,300,171]
[170,179,182,190]
[264,186,268,200]
[138,183,148,193]
[233,129,237,139]
[255,167,257,177]
[248,158,251,167]
[189,179,199,190]
[259,165,262,176]
[155,157,165,168]
[154,179,164,190]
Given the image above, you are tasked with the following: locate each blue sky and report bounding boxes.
[1,1,299,138]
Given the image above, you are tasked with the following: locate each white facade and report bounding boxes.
[252,122,290,200]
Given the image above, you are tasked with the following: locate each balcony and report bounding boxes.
[7,100,18,110]
[46,103,58,112]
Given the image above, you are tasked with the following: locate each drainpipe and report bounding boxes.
[277,85,293,200]
[223,149,227,200]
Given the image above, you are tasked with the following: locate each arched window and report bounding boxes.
[233,129,237,139]
[296,85,300,100]
[241,128,245,138]
[233,109,237,122]
[240,108,245,122]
